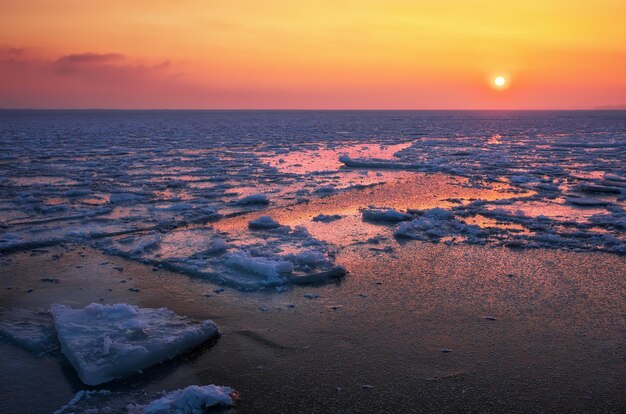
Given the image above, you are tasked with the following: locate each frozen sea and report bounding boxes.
[0,110,625,413]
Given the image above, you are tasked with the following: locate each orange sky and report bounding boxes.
[1,0,625,109]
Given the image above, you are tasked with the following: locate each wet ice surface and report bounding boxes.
[0,109,625,288]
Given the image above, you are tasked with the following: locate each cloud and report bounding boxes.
[0,47,25,57]
[52,52,127,75]
[0,47,216,108]
[4,47,623,109]
[54,52,125,65]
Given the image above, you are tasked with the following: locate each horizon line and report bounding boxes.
[1,107,625,112]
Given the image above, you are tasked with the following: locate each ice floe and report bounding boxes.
[362,208,412,222]
[395,208,483,242]
[50,303,219,385]
[224,251,293,283]
[94,223,344,290]
[312,214,344,223]
[235,194,269,205]
[248,215,281,229]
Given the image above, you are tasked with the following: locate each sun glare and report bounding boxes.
[494,76,506,87]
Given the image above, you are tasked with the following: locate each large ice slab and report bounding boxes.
[50,303,219,385]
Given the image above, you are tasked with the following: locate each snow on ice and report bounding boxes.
[50,303,219,385]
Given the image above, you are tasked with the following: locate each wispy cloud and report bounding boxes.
[54,52,125,65]
[0,47,202,108]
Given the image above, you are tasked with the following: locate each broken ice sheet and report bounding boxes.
[50,303,219,386]
[214,225,344,288]
[97,227,227,262]
[95,221,344,290]
[0,307,60,353]
[394,208,483,242]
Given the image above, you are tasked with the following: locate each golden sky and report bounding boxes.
[1,0,625,109]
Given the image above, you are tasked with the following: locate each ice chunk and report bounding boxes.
[314,185,336,195]
[535,182,560,192]
[140,385,235,414]
[248,215,281,229]
[236,194,269,205]
[157,203,193,212]
[575,184,622,194]
[206,237,229,254]
[362,208,412,222]
[50,303,219,385]
[567,197,612,206]
[509,175,534,184]
[0,308,59,353]
[312,214,343,223]
[395,208,481,241]
[224,251,293,282]
[339,154,419,169]
[285,250,329,268]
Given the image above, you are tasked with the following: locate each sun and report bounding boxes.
[491,75,510,90]
[494,76,506,87]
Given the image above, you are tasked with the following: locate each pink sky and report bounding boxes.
[1,1,625,109]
